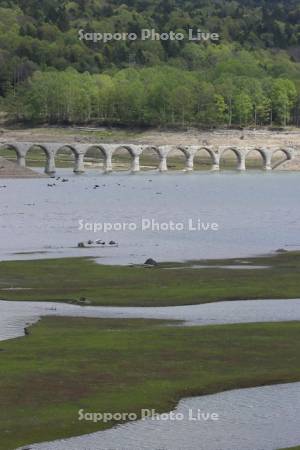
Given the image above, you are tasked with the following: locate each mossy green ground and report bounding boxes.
[280,447,300,450]
[0,252,300,306]
[0,318,300,450]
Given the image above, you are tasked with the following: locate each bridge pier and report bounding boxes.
[131,155,140,172]
[45,154,56,175]
[17,154,26,168]
[104,154,113,173]
[74,153,85,174]
[211,153,220,171]
[159,156,168,172]
[237,155,246,171]
[185,154,194,171]
[211,163,220,171]
[264,153,272,171]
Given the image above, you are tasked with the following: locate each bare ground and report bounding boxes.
[1,126,300,147]
[0,157,46,178]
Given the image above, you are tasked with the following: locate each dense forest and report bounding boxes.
[0,0,300,127]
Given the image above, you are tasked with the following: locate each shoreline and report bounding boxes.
[1,317,300,450]
[24,381,300,450]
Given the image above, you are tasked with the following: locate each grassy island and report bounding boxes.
[1,318,300,450]
[0,251,300,306]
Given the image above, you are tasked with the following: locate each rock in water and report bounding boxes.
[144,258,158,266]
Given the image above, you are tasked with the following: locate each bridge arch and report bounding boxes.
[167,146,189,171]
[111,145,136,171]
[139,146,161,171]
[55,145,78,169]
[27,144,50,157]
[83,145,106,170]
[219,147,243,170]
[25,144,50,169]
[0,143,21,161]
[245,148,267,170]
[271,148,293,169]
[113,145,136,157]
[194,147,216,170]
[55,144,78,156]
[272,148,293,159]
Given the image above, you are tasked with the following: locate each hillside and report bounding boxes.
[0,0,300,128]
[1,0,300,74]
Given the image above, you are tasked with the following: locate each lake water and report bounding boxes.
[1,298,300,340]
[0,170,300,264]
[24,382,300,450]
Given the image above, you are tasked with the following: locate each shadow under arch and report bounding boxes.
[245,149,267,170]
[25,144,49,168]
[139,146,161,171]
[219,148,242,170]
[271,149,292,169]
[83,145,106,171]
[194,147,215,171]
[111,145,135,171]
[165,146,188,171]
[0,144,20,162]
[55,145,78,169]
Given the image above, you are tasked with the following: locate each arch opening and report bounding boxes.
[220,148,241,170]
[194,148,214,171]
[25,145,48,169]
[245,149,266,170]
[84,146,105,171]
[112,146,134,171]
[55,146,77,168]
[139,147,161,171]
[0,145,20,162]
[271,149,291,169]
[165,147,187,171]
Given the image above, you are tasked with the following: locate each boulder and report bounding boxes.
[144,258,158,266]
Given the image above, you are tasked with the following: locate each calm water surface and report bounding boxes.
[0,170,299,264]
[1,298,300,340]
[21,382,300,450]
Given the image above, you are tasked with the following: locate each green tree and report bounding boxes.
[233,92,253,126]
[270,79,297,126]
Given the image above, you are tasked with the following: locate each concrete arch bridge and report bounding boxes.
[0,142,296,175]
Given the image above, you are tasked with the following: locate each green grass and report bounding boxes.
[0,318,300,450]
[0,251,300,306]
[30,126,142,141]
[279,447,300,450]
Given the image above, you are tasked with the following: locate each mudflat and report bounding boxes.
[0,156,46,178]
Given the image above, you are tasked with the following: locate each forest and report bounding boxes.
[0,0,300,127]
